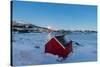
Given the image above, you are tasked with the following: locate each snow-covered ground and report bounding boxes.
[12,32,97,66]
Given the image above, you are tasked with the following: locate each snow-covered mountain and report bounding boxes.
[12,21,50,33]
[11,20,97,34]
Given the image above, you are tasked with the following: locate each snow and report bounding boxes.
[12,32,97,66]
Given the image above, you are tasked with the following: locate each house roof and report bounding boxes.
[45,35,67,49]
[55,35,66,47]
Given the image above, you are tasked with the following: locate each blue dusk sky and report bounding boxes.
[12,1,97,31]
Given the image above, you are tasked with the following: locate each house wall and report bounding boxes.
[45,38,72,58]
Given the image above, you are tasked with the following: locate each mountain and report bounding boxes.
[12,21,51,33]
[12,20,97,34]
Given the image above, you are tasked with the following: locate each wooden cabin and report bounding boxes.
[45,35,72,58]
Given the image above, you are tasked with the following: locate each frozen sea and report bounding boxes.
[12,32,97,66]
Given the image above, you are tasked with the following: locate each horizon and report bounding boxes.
[12,1,97,31]
[12,20,97,32]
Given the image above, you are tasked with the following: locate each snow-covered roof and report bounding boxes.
[45,35,66,49]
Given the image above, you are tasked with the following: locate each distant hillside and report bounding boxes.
[12,20,97,34]
[12,21,51,33]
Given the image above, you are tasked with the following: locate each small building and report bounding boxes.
[45,35,73,58]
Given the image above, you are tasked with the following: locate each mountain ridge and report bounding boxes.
[12,20,97,34]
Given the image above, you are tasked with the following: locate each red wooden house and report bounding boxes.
[45,35,73,58]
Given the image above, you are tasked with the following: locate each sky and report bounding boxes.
[12,1,97,31]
